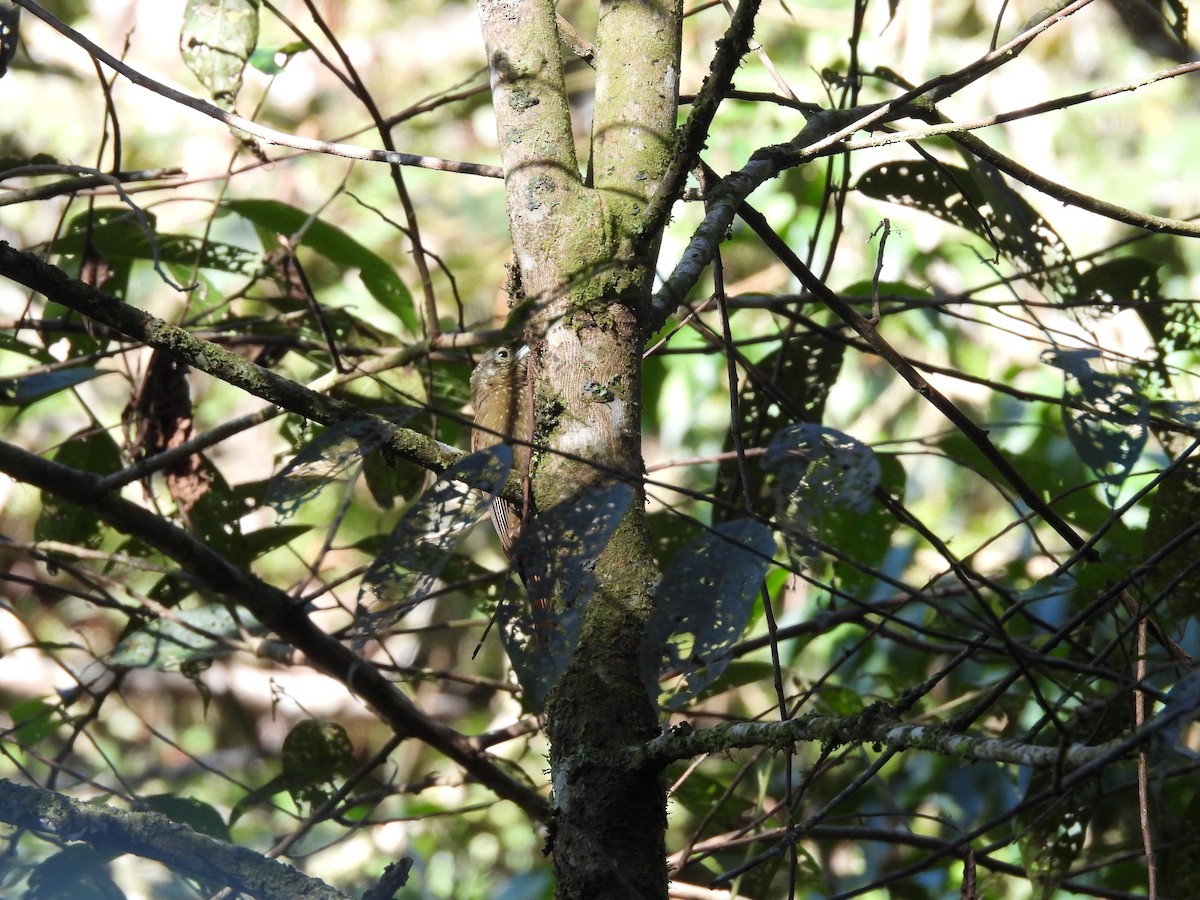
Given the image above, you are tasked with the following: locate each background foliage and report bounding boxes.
[1,0,1199,897]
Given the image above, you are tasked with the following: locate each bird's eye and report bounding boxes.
[496,348,510,361]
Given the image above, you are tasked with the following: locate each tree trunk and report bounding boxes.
[478,1,682,895]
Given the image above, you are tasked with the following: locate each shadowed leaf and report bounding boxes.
[356,446,514,639]
[763,423,880,565]
[502,482,634,709]
[641,519,776,709]
[266,417,396,519]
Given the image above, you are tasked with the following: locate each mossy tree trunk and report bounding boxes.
[478,1,682,895]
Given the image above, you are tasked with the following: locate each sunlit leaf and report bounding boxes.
[180,0,260,107]
[57,208,260,276]
[248,39,310,75]
[8,698,65,747]
[224,198,417,333]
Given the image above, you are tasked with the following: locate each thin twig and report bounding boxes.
[11,0,502,179]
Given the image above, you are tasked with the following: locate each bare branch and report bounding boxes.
[12,0,501,178]
[0,439,551,820]
[0,779,347,900]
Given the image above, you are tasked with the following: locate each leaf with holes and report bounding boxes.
[281,721,356,807]
[716,332,845,518]
[502,482,634,710]
[641,519,776,709]
[180,0,260,107]
[1043,349,1149,505]
[356,446,514,638]
[266,417,396,519]
[857,159,1077,301]
[763,423,880,566]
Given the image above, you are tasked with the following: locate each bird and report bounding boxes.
[470,344,533,556]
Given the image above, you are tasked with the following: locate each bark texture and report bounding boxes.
[478,1,683,896]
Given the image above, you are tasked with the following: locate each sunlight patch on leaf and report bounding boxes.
[224,198,417,333]
[180,0,260,108]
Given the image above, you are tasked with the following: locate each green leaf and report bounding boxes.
[641,519,776,709]
[362,445,424,510]
[248,39,310,75]
[229,772,290,826]
[57,207,260,276]
[828,451,906,598]
[0,330,55,365]
[0,365,110,406]
[837,279,934,302]
[689,660,777,702]
[142,794,231,842]
[281,720,356,807]
[183,459,252,564]
[109,602,265,669]
[180,0,260,107]
[815,685,866,716]
[8,698,65,746]
[224,198,417,333]
[35,429,122,549]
